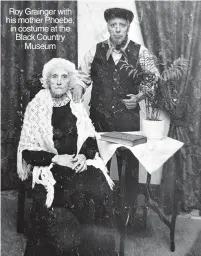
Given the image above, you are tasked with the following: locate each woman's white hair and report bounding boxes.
[41,58,77,89]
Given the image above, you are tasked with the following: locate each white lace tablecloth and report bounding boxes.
[97,131,184,174]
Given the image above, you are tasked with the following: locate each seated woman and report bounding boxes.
[17,58,116,256]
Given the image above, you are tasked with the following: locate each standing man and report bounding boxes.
[73,7,159,207]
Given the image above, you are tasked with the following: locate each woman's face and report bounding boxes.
[48,67,70,97]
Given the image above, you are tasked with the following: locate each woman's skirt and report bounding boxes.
[24,165,117,256]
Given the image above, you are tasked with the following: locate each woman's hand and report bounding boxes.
[52,154,87,172]
[71,154,87,173]
[52,154,74,168]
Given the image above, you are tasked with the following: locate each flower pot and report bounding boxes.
[142,119,166,140]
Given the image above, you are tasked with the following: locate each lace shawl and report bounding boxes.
[17,89,114,207]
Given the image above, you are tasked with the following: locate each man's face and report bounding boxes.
[107,17,130,45]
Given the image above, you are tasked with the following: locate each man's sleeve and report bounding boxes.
[76,46,96,91]
[139,46,160,77]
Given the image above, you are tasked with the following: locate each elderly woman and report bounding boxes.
[17,58,117,256]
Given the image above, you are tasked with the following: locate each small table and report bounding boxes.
[97,132,184,254]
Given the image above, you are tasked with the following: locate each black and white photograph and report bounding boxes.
[1,1,201,255]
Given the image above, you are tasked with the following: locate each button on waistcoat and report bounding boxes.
[91,40,141,121]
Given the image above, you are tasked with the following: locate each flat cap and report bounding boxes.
[104,8,134,23]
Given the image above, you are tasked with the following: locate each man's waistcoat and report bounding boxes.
[90,40,141,131]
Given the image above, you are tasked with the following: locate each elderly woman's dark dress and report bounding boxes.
[23,100,116,256]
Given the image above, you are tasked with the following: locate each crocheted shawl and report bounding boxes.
[17,89,114,207]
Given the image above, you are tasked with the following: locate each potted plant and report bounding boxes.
[120,55,188,139]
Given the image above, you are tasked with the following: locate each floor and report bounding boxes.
[1,190,201,256]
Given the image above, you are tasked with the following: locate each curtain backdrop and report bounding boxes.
[1,1,77,189]
[136,1,201,211]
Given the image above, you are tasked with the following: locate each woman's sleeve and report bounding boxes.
[80,137,99,159]
[22,150,56,166]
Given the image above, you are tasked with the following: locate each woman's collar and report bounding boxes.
[52,92,71,107]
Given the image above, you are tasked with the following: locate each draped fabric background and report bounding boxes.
[136,1,201,211]
[1,1,77,189]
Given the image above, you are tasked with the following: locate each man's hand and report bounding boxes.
[71,84,84,103]
[72,154,87,173]
[122,94,140,109]
[52,154,74,168]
